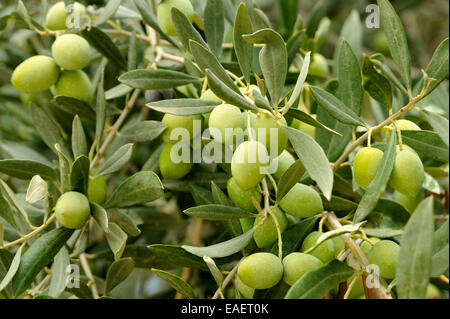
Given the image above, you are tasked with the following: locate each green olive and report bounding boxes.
[200,89,221,102]
[425,283,441,299]
[353,147,384,190]
[237,252,283,289]
[308,53,328,78]
[386,119,421,141]
[231,141,270,190]
[157,0,195,36]
[52,34,91,70]
[270,150,297,180]
[235,276,254,299]
[301,231,335,264]
[253,207,288,248]
[279,183,323,218]
[159,143,193,180]
[367,240,399,279]
[331,236,345,257]
[393,189,424,214]
[11,55,60,93]
[209,104,244,145]
[251,113,288,157]
[161,113,202,144]
[45,1,87,30]
[282,252,323,286]
[389,148,424,197]
[227,177,261,213]
[54,70,93,104]
[373,32,391,57]
[292,114,317,139]
[360,237,380,256]
[55,191,91,229]
[87,175,107,205]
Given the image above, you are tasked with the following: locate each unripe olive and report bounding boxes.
[360,237,380,256]
[393,189,424,214]
[374,32,391,57]
[87,175,107,205]
[253,207,288,248]
[251,113,288,157]
[301,231,335,264]
[200,89,221,102]
[309,53,328,78]
[279,183,323,218]
[270,150,297,180]
[235,276,254,299]
[55,191,91,229]
[45,1,86,30]
[237,252,283,289]
[297,121,316,139]
[282,252,323,286]
[240,84,261,102]
[209,104,244,144]
[231,141,270,190]
[389,148,424,197]
[161,113,202,143]
[227,177,261,213]
[367,240,399,279]
[386,119,421,141]
[54,70,93,104]
[11,55,60,93]
[157,0,195,36]
[159,143,193,180]
[52,34,91,70]
[331,236,345,257]
[425,284,441,299]
[353,147,384,190]
[240,217,254,233]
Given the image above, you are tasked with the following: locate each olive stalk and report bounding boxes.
[80,252,99,299]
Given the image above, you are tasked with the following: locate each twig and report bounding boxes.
[0,214,56,250]
[212,261,241,299]
[80,253,99,299]
[437,275,449,285]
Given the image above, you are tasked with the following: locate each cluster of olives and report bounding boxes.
[11,1,93,104]
[354,119,425,212]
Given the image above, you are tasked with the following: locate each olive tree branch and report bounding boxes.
[332,90,428,173]
[212,261,241,299]
[80,252,99,299]
[0,214,56,250]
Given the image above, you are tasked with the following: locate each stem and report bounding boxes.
[333,92,425,172]
[80,253,99,299]
[212,261,241,299]
[0,214,56,249]
[90,88,141,169]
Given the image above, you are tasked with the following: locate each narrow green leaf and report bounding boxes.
[401,130,449,163]
[396,197,434,299]
[283,127,333,200]
[234,2,254,84]
[66,280,93,299]
[243,29,287,106]
[105,222,128,261]
[206,69,258,111]
[276,161,305,202]
[363,227,403,238]
[71,115,88,158]
[95,69,106,152]
[119,69,201,90]
[211,181,234,206]
[0,245,23,292]
[70,155,90,194]
[287,31,305,67]
[190,185,214,206]
[107,209,141,237]
[184,204,257,221]
[12,228,74,297]
[82,27,127,70]
[354,130,397,222]
[310,86,365,126]
[105,84,133,100]
[182,229,255,258]
[189,40,240,94]
[53,96,95,120]
[287,51,310,108]
[305,0,325,38]
[105,257,134,293]
[0,160,55,181]
[147,99,221,116]
[371,57,408,95]
[147,244,208,270]
[421,110,449,147]
[338,40,363,115]
[91,202,109,233]
[104,171,164,208]
[284,260,353,299]
[48,247,69,298]
[95,143,134,177]
[152,268,195,299]
[431,220,449,277]
[378,0,412,91]
[204,0,224,56]
[362,55,393,109]
[94,0,121,26]
[171,7,207,52]
[286,108,342,136]
[424,37,449,95]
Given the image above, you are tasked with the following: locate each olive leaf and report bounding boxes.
[234,2,254,84]
[48,247,70,298]
[95,143,134,177]
[95,69,106,152]
[424,37,449,95]
[70,155,90,194]
[0,160,56,181]
[204,0,224,57]
[287,51,310,109]
[54,96,96,120]
[276,160,305,202]
[431,220,449,277]
[361,55,393,109]
[152,268,195,299]
[171,7,207,52]
[401,130,449,163]
[184,204,257,221]
[94,0,121,27]
[105,222,128,261]
[147,99,221,116]
[0,244,23,292]
[286,108,342,137]
[105,257,135,294]
[71,115,88,158]
[119,69,201,90]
